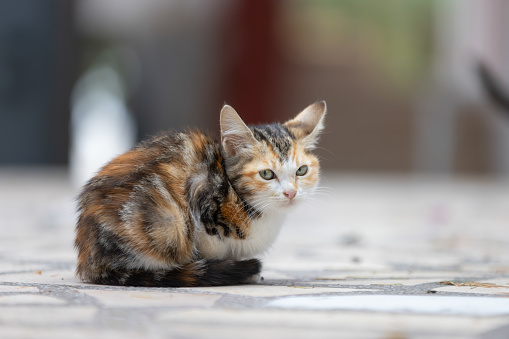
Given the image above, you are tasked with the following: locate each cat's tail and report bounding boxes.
[85,259,262,287]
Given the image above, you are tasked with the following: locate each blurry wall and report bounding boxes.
[273,0,433,172]
[1,0,508,176]
[72,0,434,173]
[0,0,75,165]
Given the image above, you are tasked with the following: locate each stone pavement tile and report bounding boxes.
[433,278,509,295]
[0,285,39,293]
[461,264,509,274]
[263,254,389,272]
[0,263,53,274]
[11,250,76,263]
[0,269,87,287]
[0,306,96,326]
[181,285,376,297]
[266,295,509,317]
[79,289,221,308]
[310,278,439,286]
[259,270,295,280]
[483,278,509,285]
[0,327,143,339]
[0,238,75,263]
[388,254,462,268]
[264,260,389,272]
[482,324,509,339]
[156,324,387,339]
[315,270,480,280]
[157,308,509,338]
[435,285,509,295]
[0,294,66,305]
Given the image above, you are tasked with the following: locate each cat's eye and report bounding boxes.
[296,165,308,176]
[259,169,275,180]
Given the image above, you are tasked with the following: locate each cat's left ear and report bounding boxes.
[220,105,257,156]
[284,101,326,150]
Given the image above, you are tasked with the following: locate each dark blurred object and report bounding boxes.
[0,0,75,165]
[478,63,509,113]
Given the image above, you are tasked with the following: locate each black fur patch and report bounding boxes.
[251,124,295,161]
[91,259,262,287]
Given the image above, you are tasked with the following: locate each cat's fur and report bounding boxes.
[75,101,326,287]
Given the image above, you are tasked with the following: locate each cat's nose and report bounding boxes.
[283,190,296,200]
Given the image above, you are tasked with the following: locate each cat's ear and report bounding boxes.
[284,101,326,150]
[220,105,257,156]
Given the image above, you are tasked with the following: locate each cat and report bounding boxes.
[75,101,327,287]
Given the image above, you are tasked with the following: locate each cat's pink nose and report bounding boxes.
[283,190,296,200]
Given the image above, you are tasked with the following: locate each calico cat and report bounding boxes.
[75,101,326,287]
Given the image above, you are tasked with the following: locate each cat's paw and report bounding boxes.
[245,273,261,284]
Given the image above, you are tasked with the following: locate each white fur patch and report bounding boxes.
[196,211,287,260]
[125,254,175,270]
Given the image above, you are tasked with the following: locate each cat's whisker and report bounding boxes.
[313,146,335,156]
[311,191,333,196]
[231,198,270,225]
[314,185,333,191]
[303,198,324,205]
[248,200,271,217]
[309,192,332,197]
[311,193,329,199]
[310,188,333,194]
[309,191,333,198]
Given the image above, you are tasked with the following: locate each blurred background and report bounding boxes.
[1,0,509,186]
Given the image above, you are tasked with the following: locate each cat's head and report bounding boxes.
[220,101,326,214]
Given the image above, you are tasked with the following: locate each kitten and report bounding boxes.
[75,101,326,287]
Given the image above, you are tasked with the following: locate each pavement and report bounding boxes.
[1,167,509,338]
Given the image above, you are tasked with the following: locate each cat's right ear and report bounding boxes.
[284,101,327,150]
[220,105,257,156]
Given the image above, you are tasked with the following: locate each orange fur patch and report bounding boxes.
[220,197,250,239]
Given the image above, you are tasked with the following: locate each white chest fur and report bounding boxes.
[196,211,287,260]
